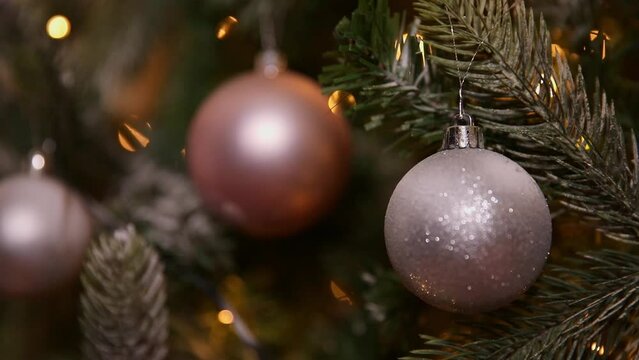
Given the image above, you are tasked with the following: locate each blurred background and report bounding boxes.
[0,0,638,359]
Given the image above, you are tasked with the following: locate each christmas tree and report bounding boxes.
[1,0,639,358]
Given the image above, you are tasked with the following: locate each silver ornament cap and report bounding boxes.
[385,115,552,313]
[442,113,484,150]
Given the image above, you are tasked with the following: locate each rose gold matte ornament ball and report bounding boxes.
[186,62,351,238]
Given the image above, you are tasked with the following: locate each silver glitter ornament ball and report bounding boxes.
[385,146,552,313]
[0,174,92,296]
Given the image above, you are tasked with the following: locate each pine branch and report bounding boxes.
[109,156,233,274]
[407,250,639,359]
[416,0,639,242]
[81,226,169,360]
[320,0,448,149]
[323,0,639,357]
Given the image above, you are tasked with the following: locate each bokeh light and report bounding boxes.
[328,90,356,114]
[46,15,71,40]
[330,280,352,305]
[217,309,234,325]
[590,341,605,356]
[394,33,409,61]
[118,122,151,152]
[534,74,558,98]
[589,30,610,60]
[31,153,45,171]
[576,136,592,151]
[551,44,565,58]
[216,16,238,40]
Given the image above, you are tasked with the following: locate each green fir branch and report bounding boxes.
[323,0,639,357]
[407,250,639,359]
[80,226,169,360]
[322,0,639,241]
[320,0,448,149]
[415,0,639,242]
[403,0,639,357]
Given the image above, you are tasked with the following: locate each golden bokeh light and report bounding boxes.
[394,33,411,61]
[589,30,610,42]
[551,44,565,58]
[393,33,429,65]
[589,30,610,60]
[534,74,558,98]
[117,122,151,152]
[328,90,356,114]
[576,135,592,151]
[416,33,427,66]
[590,342,605,356]
[46,15,71,40]
[217,309,234,325]
[330,280,352,305]
[569,53,580,63]
[216,16,238,40]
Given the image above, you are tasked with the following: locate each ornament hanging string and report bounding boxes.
[444,10,491,121]
[258,0,278,51]
[255,0,288,78]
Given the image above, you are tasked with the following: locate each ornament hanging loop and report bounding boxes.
[444,92,483,150]
[457,87,472,124]
[441,10,485,150]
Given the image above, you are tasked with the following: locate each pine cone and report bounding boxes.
[81,225,169,360]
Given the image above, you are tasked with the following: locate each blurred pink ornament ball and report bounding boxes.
[0,174,92,296]
[187,71,351,238]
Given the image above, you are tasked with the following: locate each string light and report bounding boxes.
[217,309,234,325]
[46,15,71,40]
[416,34,427,67]
[31,153,46,171]
[393,32,429,66]
[118,122,151,152]
[330,280,352,305]
[590,341,605,356]
[534,74,559,98]
[328,90,356,114]
[216,16,238,40]
[551,44,565,58]
[394,33,410,61]
[589,30,610,60]
[576,135,592,151]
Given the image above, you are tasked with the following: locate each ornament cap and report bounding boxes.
[255,50,287,79]
[442,113,484,150]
